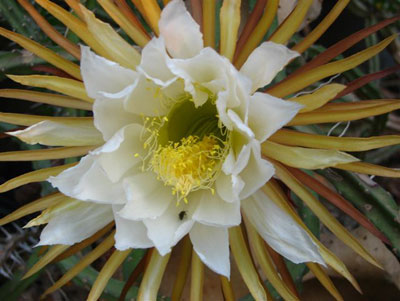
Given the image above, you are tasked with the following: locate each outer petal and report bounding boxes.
[238,142,275,199]
[80,46,137,99]
[143,202,195,255]
[113,205,154,250]
[7,120,103,146]
[37,201,113,246]
[81,6,140,69]
[262,141,360,169]
[48,155,126,204]
[118,172,173,221]
[190,223,230,277]
[242,190,325,265]
[159,0,203,59]
[191,190,241,227]
[248,92,302,142]
[240,41,299,92]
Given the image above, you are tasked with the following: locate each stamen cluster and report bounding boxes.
[150,135,225,203]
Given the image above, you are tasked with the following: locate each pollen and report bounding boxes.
[150,135,225,203]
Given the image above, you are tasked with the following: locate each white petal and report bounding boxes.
[248,92,302,142]
[224,135,252,175]
[239,142,275,199]
[143,202,195,255]
[81,7,140,69]
[159,0,203,59]
[138,37,177,86]
[167,47,225,106]
[240,41,299,92]
[92,124,144,183]
[80,46,137,99]
[118,172,173,221]
[190,223,230,277]
[93,93,142,141]
[48,155,126,204]
[7,120,103,146]
[37,201,113,246]
[191,190,241,227]
[232,142,252,174]
[166,47,251,127]
[227,109,254,139]
[221,148,235,174]
[242,190,325,265]
[215,73,251,131]
[124,74,173,117]
[215,173,245,203]
[113,205,153,250]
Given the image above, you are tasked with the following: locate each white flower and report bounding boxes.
[44,0,324,277]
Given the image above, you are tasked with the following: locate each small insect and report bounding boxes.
[178,211,187,220]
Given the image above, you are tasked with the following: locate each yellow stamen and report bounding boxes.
[151,135,224,202]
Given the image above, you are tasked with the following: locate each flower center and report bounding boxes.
[150,135,224,203]
[143,96,229,203]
